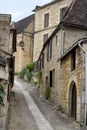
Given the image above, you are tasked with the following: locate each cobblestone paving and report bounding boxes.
[8,78,81,130]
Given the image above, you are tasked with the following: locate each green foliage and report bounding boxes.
[19,63,34,81]
[0,83,5,106]
[14,72,18,75]
[36,71,42,84]
[26,63,34,72]
[57,105,64,113]
[45,86,51,100]
[26,69,32,81]
[19,68,27,79]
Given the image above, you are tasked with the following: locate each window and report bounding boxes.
[46,76,48,87]
[47,40,52,61]
[56,35,58,46]
[44,13,49,28]
[10,29,16,52]
[40,59,42,70]
[50,40,52,59]
[43,34,48,44]
[50,71,52,87]
[49,69,55,87]
[60,7,68,21]
[42,53,44,69]
[71,50,76,71]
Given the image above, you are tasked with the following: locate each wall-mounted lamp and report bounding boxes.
[18,31,34,51]
[18,33,24,50]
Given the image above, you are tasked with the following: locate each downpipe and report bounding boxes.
[78,42,87,126]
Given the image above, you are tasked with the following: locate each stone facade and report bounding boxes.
[14,15,34,73]
[0,14,16,129]
[33,0,72,62]
[38,21,87,125]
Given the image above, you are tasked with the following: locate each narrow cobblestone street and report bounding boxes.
[7,78,81,130]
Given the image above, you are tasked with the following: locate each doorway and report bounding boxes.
[69,81,77,120]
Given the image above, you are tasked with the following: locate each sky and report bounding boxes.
[0,0,51,22]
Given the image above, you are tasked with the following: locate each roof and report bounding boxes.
[62,0,87,29]
[15,14,35,34]
[59,38,87,61]
[33,0,64,12]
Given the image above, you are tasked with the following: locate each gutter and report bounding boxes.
[78,41,87,126]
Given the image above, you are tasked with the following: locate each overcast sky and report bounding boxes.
[0,0,51,22]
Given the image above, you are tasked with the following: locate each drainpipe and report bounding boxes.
[78,42,87,126]
[61,30,65,55]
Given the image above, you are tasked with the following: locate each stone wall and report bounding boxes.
[14,20,34,73]
[39,25,87,123]
[33,0,72,62]
[60,47,84,121]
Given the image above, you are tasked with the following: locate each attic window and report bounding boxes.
[60,6,68,21]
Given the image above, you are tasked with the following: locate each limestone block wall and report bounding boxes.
[39,26,87,123]
[33,0,72,62]
[60,47,85,122]
[40,29,62,103]
[14,20,34,73]
[0,14,11,52]
[63,27,87,53]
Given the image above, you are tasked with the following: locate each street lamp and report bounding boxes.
[18,31,34,48]
[18,31,34,56]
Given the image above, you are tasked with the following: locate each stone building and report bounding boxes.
[33,0,72,63]
[14,14,35,73]
[0,14,16,129]
[38,0,87,126]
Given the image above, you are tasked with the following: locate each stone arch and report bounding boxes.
[68,81,77,120]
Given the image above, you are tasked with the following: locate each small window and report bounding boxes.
[40,59,42,70]
[56,35,58,46]
[47,40,52,61]
[49,69,55,87]
[71,50,76,71]
[10,29,16,52]
[47,43,49,61]
[60,7,68,21]
[44,13,49,28]
[46,76,48,87]
[50,40,52,59]
[43,34,48,44]
[50,71,52,87]
[42,53,44,69]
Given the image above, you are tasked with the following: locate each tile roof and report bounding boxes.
[15,14,35,34]
[62,0,87,28]
[33,0,64,12]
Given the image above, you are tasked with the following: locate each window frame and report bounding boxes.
[43,34,48,44]
[44,13,49,28]
[71,50,76,71]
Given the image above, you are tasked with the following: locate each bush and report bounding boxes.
[19,68,27,79]
[26,63,34,72]
[19,63,34,81]
[26,70,32,81]
[57,105,64,113]
[36,71,42,85]
[45,86,51,100]
[0,83,5,106]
